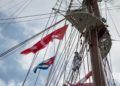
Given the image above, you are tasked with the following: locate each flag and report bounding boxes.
[67,71,93,86]
[33,56,55,73]
[51,24,68,40]
[21,34,52,54]
[67,83,94,86]
[21,25,68,54]
[80,71,93,83]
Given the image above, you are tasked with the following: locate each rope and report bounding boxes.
[67,0,74,12]
[21,53,38,86]
[34,15,60,85]
[0,13,53,20]
[54,28,78,86]
[106,5,120,37]
[46,24,61,86]
[66,36,87,82]
[67,40,87,84]
[0,16,58,24]
[46,41,63,86]
[61,29,75,82]
[0,18,65,60]
[104,0,108,23]
[43,1,67,85]
[33,11,59,86]
[63,21,67,84]
[2,0,33,30]
[34,69,41,86]
[47,27,77,86]
[0,0,23,11]
[105,57,117,86]
[55,30,81,84]
[103,57,110,86]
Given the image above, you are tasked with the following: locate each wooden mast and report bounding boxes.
[65,0,110,85]
[87,0,106,86]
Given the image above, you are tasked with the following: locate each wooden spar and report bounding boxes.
[65,0,111,85]
[90,0,101,18]
[89,29,106,86]
[87,0,106,86]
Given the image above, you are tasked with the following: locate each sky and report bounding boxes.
[0,0,120,86]
[0,0,56,86]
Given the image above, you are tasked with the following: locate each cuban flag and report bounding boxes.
[33,56,55,73]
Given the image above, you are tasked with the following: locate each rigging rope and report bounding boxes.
[105,57,117,86]
[34,13,59,86]
[46,41,62,86]
[0,16,58,24]
[54,28,78,86]
[0,0,23,11]
[2,0,33,30]
[0,18,65,60]
[50,29,80,84]
[46,27,77,86]
[21,9,59,86]
[21,53,38,86]
[66,35,86,82]
[0,13,53,20]
[106,5,120,38]
[66,39,87,85]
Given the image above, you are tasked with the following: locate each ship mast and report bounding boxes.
[65,0,112,85]
[86,0,106,86]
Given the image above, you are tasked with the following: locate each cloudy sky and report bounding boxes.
[0,0,120,86]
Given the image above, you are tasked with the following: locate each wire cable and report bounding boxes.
[0,13,54,20]
[46,28,76,86]
[0,18,65,60]
[49,29,79,86]
[106,6,120,37]
[33,13,59,86]
[21,53,38,86]
[2,0,33,30]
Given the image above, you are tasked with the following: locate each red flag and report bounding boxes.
[21,25,68,54]
[44,56,55,65]
[66,71,93,86]
[67,83,94,86]
[51,25,68,40]
[21,34,52,54]
[80,71,93,83]
[85,71,93,79]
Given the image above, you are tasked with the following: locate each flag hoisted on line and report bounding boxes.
[33,56,55,73]
[21,24,68,54]
[66,71,93,86]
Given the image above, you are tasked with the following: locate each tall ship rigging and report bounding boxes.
[0,0,119,86]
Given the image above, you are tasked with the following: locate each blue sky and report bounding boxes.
[0,0,120,86]
[0,0,56,86]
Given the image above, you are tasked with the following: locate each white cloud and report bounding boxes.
[8,80,15,86]
[0,79,25,86]
[18,54,34,70]
[0,79,6,86]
